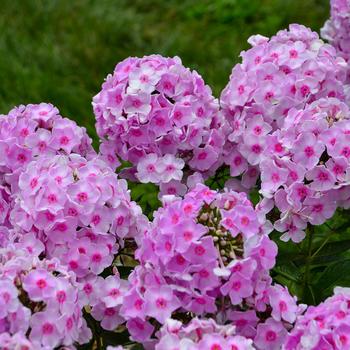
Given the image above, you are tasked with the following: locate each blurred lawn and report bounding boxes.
[0,0,329,141]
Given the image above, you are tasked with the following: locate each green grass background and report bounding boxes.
[0,0,329,141]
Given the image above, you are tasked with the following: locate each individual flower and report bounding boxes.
[254,317,288,350]
[29,310,63,348]
[22,268,56,302]
[144,286,180,324]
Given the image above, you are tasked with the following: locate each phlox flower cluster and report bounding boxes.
[254,97,350,243]
[284,287,350,349]
[220,24,348,190]
[0,103,95,230]
[0,241,91,349]
[93,54,227,184]
[0,104,150,347]
[119,184,303,348]
[322,0,350,81]
[155,317,254,350]
[8,154,147,278]
[0,103,95,177]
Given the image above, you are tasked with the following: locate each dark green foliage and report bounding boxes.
[272,209,350,305]
[129,182,160,219]
[79,311,133,349]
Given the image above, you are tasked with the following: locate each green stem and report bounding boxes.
[310,235,331,259]
[302,225,314,300]
[97,337,102,350]
[310,223,336,259]
[274,269,300,283]
[308,284,316,304]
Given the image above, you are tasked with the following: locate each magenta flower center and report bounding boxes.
[84,283,93,294]
[42,322,54,335]
[198,152,207,160]
[109,288,120,298]
[134,299,143,310]
[251,144,262,154]
[240,216,250,226]
[57,290,67,303]
[17,153,27,163]
[77,192,88,202]
[265,330,277,341]
[232,281,241,291]
[92,253,102,263]
[2,292,10,303]
[183,231,193,241]
[318,171,329,181]
[104,308,116,316]
[66,317,74,330]
[279,300,287,311]
[36,278,47,289]
[156,297,167,309]
[38,141,47,152]
[30,178,38,189]
[304,146,314,157]
[60,136,70,145]
[234,156,242,166]
[194,246,206,256]
[47,194,57,203]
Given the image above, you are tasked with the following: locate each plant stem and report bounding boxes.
[310,223,336,259]
[310,235,331,259]
[302,225,314,301]
[274,269,299,283]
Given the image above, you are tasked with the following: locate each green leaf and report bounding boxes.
[272,262,304,299]
[313,259,350,303]
[273,262,302,283]
[309,239,350,266]
[303,284,317,305]
[205,165,231,190]
[129,182,160,219]
[273,236,304,265]
[117,266,134,279]
[101,329,131,346]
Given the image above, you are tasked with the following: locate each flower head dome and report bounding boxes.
[322,0,350,82]
[93,55,227,185]
[8,154,148,278]
[0,241,92,348]
[120,185,302,346]
[0,103,96,229]
[220,24,348,188]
